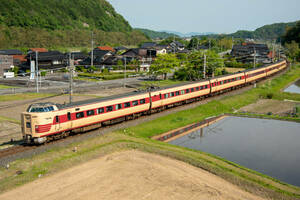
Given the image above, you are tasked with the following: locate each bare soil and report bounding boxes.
[239,99,298,116]
[0,150,267,200]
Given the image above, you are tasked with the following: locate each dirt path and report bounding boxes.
[239,99,298,116]
[0,151,267,200]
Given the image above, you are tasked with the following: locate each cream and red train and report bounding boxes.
[21,60,287,144]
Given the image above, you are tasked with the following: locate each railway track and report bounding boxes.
[0,66,289,162]
[0,145,35,159]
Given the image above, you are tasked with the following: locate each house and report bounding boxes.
[140,42,157,49]
[80,50,112,66]
[169,41,185,52]
[68,52,87,65]
[122,48,156,63]
[95,46,115,52]
[155,45,169,55]
[0,49,23,55]
[0,55,13,77]
[0,49,26,67]
[26,51,66,69]
[231,43,270,63]
[27,48,48,54]
[12,55,27,66]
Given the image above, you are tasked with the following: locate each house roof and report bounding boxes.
[27,51,65,61]
[68,52,87,60]
[96,46,115,52]
[91,50,111,58]
[13,55,27,62]
[28,48,48,53]
[114,46,128,51]
[141,42,157,49]
[0,49,23,55]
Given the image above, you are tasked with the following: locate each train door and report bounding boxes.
[67,112,73,129]
[55,116,60,131]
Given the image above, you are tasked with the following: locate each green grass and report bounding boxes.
[0,116,20,124]
[0,93,55,102]
[0,85,18,89]
[0,64,300,199]
[78,72,141,81]
[0,134,299,199]
[127,65,300,138]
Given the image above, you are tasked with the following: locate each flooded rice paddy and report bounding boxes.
[169,116,300,187]
[284,79,300,94]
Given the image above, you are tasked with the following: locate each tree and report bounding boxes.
[282,21,300,45]
[174,50,224,81]
[149,54,179,80]
[285,41,300,60]
[187,37,199,50]
[218,37,233,50]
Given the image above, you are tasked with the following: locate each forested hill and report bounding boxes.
[230,21,298,40]
[135,28,179,39]
[199,21,298,40]
[0,0,131,32]
[0,0,148,48]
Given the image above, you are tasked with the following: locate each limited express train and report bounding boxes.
[21,60,287,144]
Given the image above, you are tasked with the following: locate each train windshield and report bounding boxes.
[27,103,56,113]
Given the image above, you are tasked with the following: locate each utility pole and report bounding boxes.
[272,42,275,63]
[203,53,206,79]
[69,53,74,104]
[253,48,256,68]
[123,57,127,88]
[91,31,94,67]
[35,51,39,93]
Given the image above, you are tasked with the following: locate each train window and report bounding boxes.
[176,91,180,95]
[97,108,104,114]
[132,101,138,106]
[232,78,235,81]
[181,90,185,95]
[196,87,199,91]
[191,88,194,92]
[106,106,113,112]
[200,86,203,90]
[185,89,189,93]
[124,102,131,108]
[76,112,84,119]
[164,94,169,99]
[140,99,146,104]
[87,110,95,116]
[171,92,175,97]
[55,116,59,123]
[159,94,162,99]
[205,85,208,89]
[67,112,71,120]
[115,104,122,110]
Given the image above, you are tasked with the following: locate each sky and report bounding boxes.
[107,0,300,34]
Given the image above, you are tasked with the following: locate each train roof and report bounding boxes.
[56,60,285,110]
[56,90,147,110]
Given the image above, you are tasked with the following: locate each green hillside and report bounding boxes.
[135,28,178,39]
[0,0,148,48]
[199,21,299,40]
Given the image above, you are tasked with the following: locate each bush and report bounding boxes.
[41,71,47,76]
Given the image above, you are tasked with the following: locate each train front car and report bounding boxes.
[21,103,58,144]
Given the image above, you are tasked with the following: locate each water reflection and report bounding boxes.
[284,79,300,94]
[169,116,300,187]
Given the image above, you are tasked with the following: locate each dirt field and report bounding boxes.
[0,150,266,200]
[239,99,298,115]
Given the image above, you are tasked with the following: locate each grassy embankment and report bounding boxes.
[0,93,55,102]
[0,85,18,89]
[0,65,300,199]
